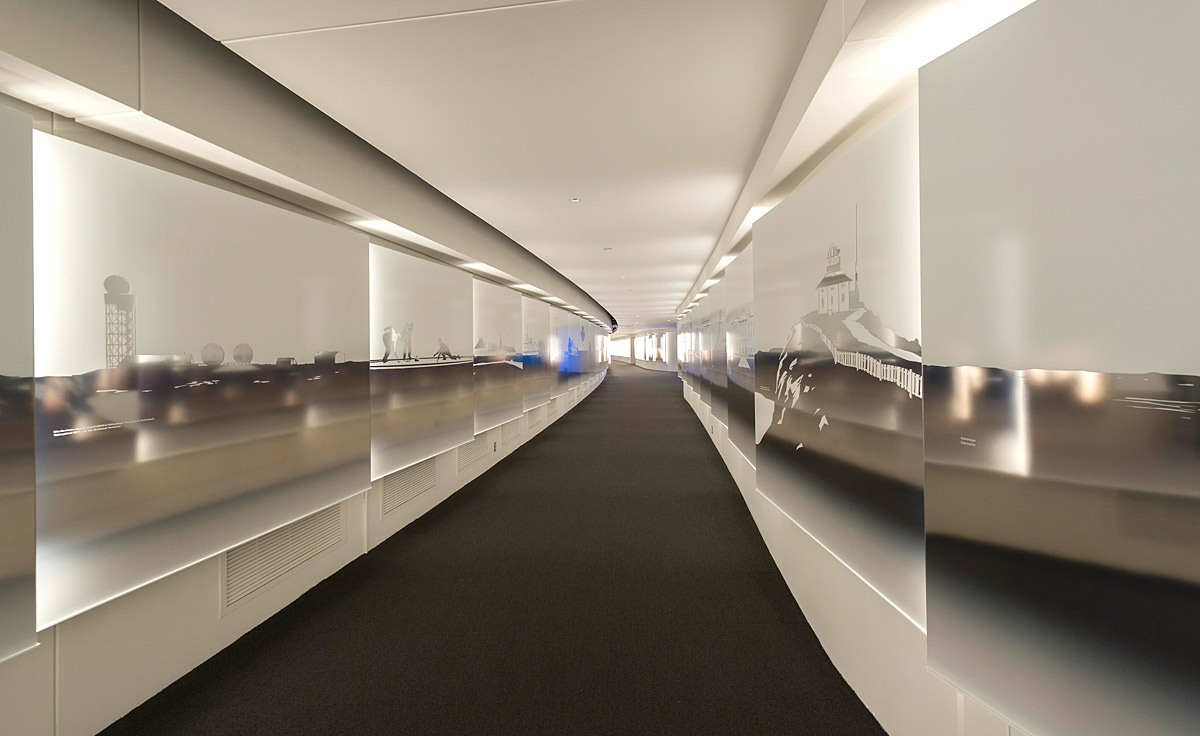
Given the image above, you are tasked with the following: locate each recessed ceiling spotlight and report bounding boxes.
[626,290,632,293]
[569,197,581,203]
[602,247,612,252]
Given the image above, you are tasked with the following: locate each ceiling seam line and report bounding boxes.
[221,0,584,45]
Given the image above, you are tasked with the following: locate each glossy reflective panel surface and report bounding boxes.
[752,103,924,624]
[472,280,522,434]
[724,246,755,464]
[369,245,473,479]
[926,365,1200,735]
[33,134,370,627]
[521,296,553,411]
[708,278,728,426]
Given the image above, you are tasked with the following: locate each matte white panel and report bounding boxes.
[33,133,370,628]
[0,103,36,658]
[922,2,1200,734]
[920,0,1200,376]
[368,244,473,479]
[472,279,522,433]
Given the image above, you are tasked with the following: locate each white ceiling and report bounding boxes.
[158,0,824,332]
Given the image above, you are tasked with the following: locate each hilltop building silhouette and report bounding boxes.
[816,244,862,316]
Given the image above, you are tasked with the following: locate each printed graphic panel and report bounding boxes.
[33,133,370,628]
[0,104,36,657]
[725,245,755,465]
[753,102,924,624]
[550,307,570,397]
[472,280,522,433]
[369,245,472,479]
[564,313,582,390]
[521,296,553,410]
[709,278,728,427]
[922,2,1200,734]
[696,298,712,407]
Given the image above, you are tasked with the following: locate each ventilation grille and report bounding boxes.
[457,434,488,471]
[501,419,520,447]
[381,457,438,517]
[224,505,342,608]
[528,405,545,432]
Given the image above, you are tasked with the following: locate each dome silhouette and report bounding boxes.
[232,343,254,364]
[103,275,131,294]
[201,343,225,366]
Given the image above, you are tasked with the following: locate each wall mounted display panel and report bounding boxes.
[578,320,594,381]
[369,244,473,480]
[922,2,1200,734]
[753,102,924,625]
[32,133,370,629]
[695,299,713,407]
[472,280,522,434]
[708,279,729,427]
[0,104,36,659]
[521,296,553,411]
[550,307,570,398]
[564,313,582,390]
[725,246,756,465]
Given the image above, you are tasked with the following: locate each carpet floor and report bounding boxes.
[102,361,886,735]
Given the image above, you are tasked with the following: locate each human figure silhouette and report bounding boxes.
[434,338,453,361]
[382,326,397,362]
[400,322,414,361]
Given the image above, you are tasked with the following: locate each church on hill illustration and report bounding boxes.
[815,244,862,315]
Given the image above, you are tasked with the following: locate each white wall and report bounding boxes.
[626,329,677,372]
[0,370,606,736]
[679,379,1026,736]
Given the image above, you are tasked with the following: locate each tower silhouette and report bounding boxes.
[103,275,136,368]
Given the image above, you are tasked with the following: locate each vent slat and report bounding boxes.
[457,434,488,471]
[224,505,342,607]
[501,419,520,447]
[381,457,438,517]
[528,405,545,432]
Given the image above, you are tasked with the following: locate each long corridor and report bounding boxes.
[104,362,885,735]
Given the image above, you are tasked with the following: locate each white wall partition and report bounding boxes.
[752,101,925,627]
[0,103,36,661]
[472,279,523,433]
[369,245,473,480]
[724,245,755,466]
[521,296,554,410]
[921,2,1200,734]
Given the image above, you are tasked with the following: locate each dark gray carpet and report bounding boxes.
[102,361,886,735]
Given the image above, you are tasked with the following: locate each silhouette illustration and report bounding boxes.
[103,275,137,368]
[434,338,457,361]
[232,343,254,364]
[201,343,225,367]
[382,326,397,362]
[400,322,414,361]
